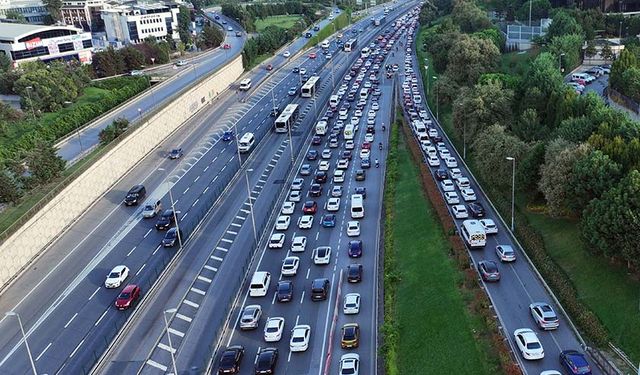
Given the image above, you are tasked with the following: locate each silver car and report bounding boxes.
[239,305,262,330]
[529,302,559,330]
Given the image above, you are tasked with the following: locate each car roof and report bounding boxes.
[111,265,127,272]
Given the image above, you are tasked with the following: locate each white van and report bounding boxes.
[461,220,486,248]
[315,120,327,135]
[238,132,255,153]
[359,88,369,100]
[350,194,364,219]
[321,39,330,49]
[571,73,594,83]
[239,78,252,91]
[249,271,271,297]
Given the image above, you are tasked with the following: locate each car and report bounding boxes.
[162,227,182,247]
[281,201,295,215]
[441,179,455,192]
[289,190,302,202]
[495,244,516,262]
[327,197,341,212]
[298,215,314,229]
[514,328,544,360]
[559,350,592,375]
[290,325,311,352]
[276,280,293,302]
[326,53,333,59]
[345,140,355,149]
[529,302,560,330]
[329,137,339,148]
[365,133,374,143]
[319,160,330,171]
[105,265,130,288]
[315,171,328,183]
[321,149,332,159]
[288,87,297,96]
[155,209,175,230]
[478,260,500,282]
[312,246,331,265]
[341,323,360,349]
[434,169,448,181]
[479,219,498,234]
[309,183,322,197]
[337,159,349,170]
[299,67,307,75]
[347,263,363,283]
[342,150,353,160]
[359,149,370,159]
[275,215,290,231]
[290,236,307,252]
[468,202,485,218]
[222,43,231,49]
[303,200,318,214]
[298,164,311,176]
[283,50,291,57]
[306,150,318,160]
[169,148,183,159]
[339,353,360,375]
[444,191,459,204]
[115,284,140,310]
[175,60,187,66]
[427,155,440,167]
[262,317,285,344]
[239,304,262,330]
[456,177,471,189]
[452,205,468,219]
[348,240,362,257]
[222,130,234,142]
[268,233,285,249]
[445,157,457,168]
[355,169,366,181]
[309,52,317,59]
[361,158,371,169]
[372,102,379,111]
[281,256,300,276]
[217,345,244,374]
[460,188,476,202]
[449,168,462,180]
[254,347,278,374]
[332,185,343,197]
[347,221,360,236]
[142,202,161,218]
[354,186,366,198]
[227,26,233,31]
[269,106,279,117]
[313,25,320,31]
[343,293,360,314]
[322,214,336,227]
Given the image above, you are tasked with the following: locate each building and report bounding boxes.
[61,0,111,32]
[505,18,552,51]
[0,0,48,24]
[101,2,179,45]
[0,23,93,66]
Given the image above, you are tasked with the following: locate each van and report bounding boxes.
[315,120,327,135]
[350,194,364,219]
[249,271,271,297]
[461,220,486,248]
[571,73,593,84]
[124,185,146,206]
[321,39,330,49]
[239,78,252,91]
[329,95,339,108]
[238,132,255,153]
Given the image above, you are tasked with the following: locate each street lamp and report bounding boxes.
[6,312,37,375]
[163,308,178,375]
[432,76,439,121]
[24,86,36,119]
[506,156,516,231]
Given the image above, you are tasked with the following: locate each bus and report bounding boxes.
[274,104,299,133]
[301,76,320,98]
[344,38,357,52]
[343,124,354,140]
[373,15,386,26]
[360,47,370,58]
[461,220,486,248]
[239,78,251,91]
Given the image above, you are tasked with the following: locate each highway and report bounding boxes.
[0,9,347,375]
[402,17,603,375]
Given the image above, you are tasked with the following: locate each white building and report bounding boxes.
[0,23,93,66]
[61,0,111,32]
[0,0,48,24]
[101,2,179,45]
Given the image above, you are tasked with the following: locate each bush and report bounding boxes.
[99,118,130,145]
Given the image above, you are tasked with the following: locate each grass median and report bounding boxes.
[255,15,302,32]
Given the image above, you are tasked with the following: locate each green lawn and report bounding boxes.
[255,15,302,32]
[500,48,539,76]
[391,134,497,374]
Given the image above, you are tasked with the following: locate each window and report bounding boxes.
[12,46,49,60]
[82,39,92,48]
[58,42,74,52]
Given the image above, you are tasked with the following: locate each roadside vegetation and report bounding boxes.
[305,11,351,49]
[416,0,640,364]
[255,15,303,32]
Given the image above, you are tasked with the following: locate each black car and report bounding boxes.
[348,240,362,258]
[168,148,183,159]
[354,186,366,198]
[314,171,327,183]
[255,347,278,374]
[311,278,330,301]
[270,106,280,117]
[222,130,234,142]
[434,169,448,180]
[366,124,375,134]
[162,227,182,247]
[347,264,363,283]
[325,109,335,118]
[312,136,322,145]
[313,25,320,31]
[155,209,175,230]
[355,169,365,181]
[468,202,485,218]
[276,281,293,302]
[309,183,322,197]
[306,150,318,160]
[341,150,352,160]
[218,345,244,374]
[293,66,300,73]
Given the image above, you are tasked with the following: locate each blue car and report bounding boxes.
[321,214,336,228]
[222,130,234,142]
[559,350,591,375]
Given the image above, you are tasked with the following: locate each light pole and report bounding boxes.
[163,308,178,375]
[6,312,37,375]
[24,86,36,119]
[138,107,142,118]
[168,187,183,249]
[232,120,258,246]
[425,65,429,96]
[506,156,516,231]
[432,76,439,121]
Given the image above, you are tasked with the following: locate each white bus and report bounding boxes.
[461,220,486,248]
[301,76,320,98]
[350,194,364,218]
[343,124,354,140]
[239,78,252,91]
[315,120,327,135]
[274,104,299,133]
[344,38,357,52]
[329,95,340,108]
[360,47,370,58]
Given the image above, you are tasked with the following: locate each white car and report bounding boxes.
[445,157,457,168]
[456,177,470,189]
[444,191,459,204]
[289,190,302,202]
[425,146,437,157]
[331,186,343,197]
[441,179,455,192]
[346,221,360,236]
[359,149,370,159]
[460,188,476,201]
[449,168,462,180]
[345,140,355,149]
[291,236,307,252]
[428,128,438,138]
[343,293,361,314]
[312,246,331,265]
[371,102,379,111]
[514,328,544,360]
[339,353,360,375]
[281,201,295,215]
[427,155,440,167]
[479,219,498,234]
[298,215,314,229]
[105,265,129,288]
[334,169,345,183]
[337,159,349,170]
[319,160,330,171]
[366,117,375,125]
[264,317,285,342]
[439,149,451,160]
[290,325,311,352]
[299,68,307,75]
[281,256,300,276]
[275,215,290,231]
[364,133,374,143]
[350,116,360,126]
[327,197,341,212]
[269,233,285,249]
[367,110,376,118]
[452,205,468,219]
[291,178,304,190]
[354,109,363,118]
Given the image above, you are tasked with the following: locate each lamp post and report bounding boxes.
[432,76,438,121]
[168,187,183,249]
[232,120,258,246]
[6,312,37,375]
[24,86,36,119]
[163,308,178,375]
[506,156,516,231]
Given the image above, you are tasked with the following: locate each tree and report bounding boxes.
[520,52,564,125]
[516,0,551,21]
[548,34,585,72]
[99,117,129,144]
[512,108,545,141]
[619,66,640,101]
[451,0,492,33]
[517,141,546,195]
[15,61,88,112]
[5,10,27,23]
[178,6,193,46]
[43,0,63,22]
[198,25,224,49]
[601,44,614,61]
[471,125,529,190]
[568,149,623,214]
[25,141,66,184]
[610,49,638,91]
[0,169,22,204]
[120,46,145,71]
[446,34,500,85]
[0,54,11,73]
[546,10,584,39]
[585,39,597,58]
[473,27,506,51]
[92,47,126,77]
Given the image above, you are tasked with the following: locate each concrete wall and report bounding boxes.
[0,54,244,289]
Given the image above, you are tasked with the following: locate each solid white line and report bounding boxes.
[226,230,238,235]
[95,309,108,327]
[136,264,146,276]
[35,342,51,362]
[64,313,78,329]
[68,339,84,358]
[176,313,193,323]
[168,327,185,338]
[184,299,200,308]
[88,287,100,301]
[191,287,206,295]
[197,275,212,283]
[146,359,168,371]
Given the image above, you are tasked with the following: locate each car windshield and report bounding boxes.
[278,283,290,292]
[257,355,271,368]
[108,272,120,278]
[119,292,130,299]
[144,205,153,210]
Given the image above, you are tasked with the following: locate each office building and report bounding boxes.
[61,0,111,32]
[0,0,48,24]
[101,2,179,45]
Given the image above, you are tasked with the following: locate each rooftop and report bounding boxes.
[0,23,84,41]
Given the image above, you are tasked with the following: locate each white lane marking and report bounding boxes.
[184,299,200,308]
[226,230,238,235]
[194,176,200,182]
[63,313,78,329]
[176,313,193,323]
[197,275,212,283]
[271,292,277,305]
[69,339,85,358]
[300,290,305,304]
[231,223,242,227]
[88,287,100,301]
[126,246,137,257]
[95,309,108,326]
[213,176,219,182]
[221,238,233,244]
[211,255,224,261]
[183,187,190,194]
[192,199,200,207]
[143,229,152,238]
[35,342,51,362]
[158,342,176,354]
[203,186,209,194]
[135,264,146,276]
[146,360,168,371]
[181,212,188,220]
[168,327,185,338]
[306,268,310,279]
[152,245,161,255]
[204,165,209,172]
[216,246,228,252]
[191,287,206,295]
[315,232,320,241]
[204,265,217,272]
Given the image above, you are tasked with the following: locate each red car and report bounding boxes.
[266,64,273,71]
[115,284,141,310]
[362,142,371,150]
[302,200,318,214]
[223,43,231,49]
[309,52,317,59]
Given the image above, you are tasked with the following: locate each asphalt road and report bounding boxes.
[0,10,345,375]
[405,23,602,375]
